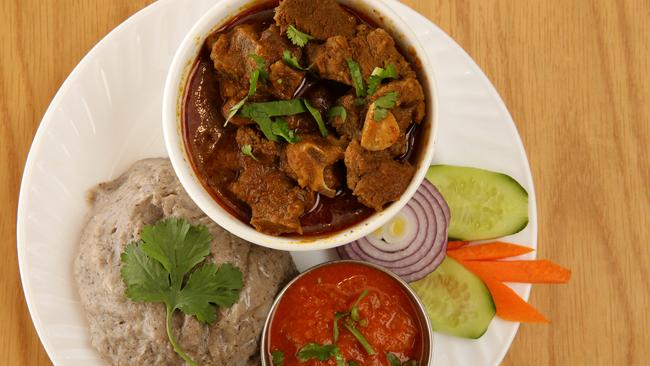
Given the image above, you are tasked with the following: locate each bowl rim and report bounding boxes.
[259,259,434,365]
[162,0,439,251]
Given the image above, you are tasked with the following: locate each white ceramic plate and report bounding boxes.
[17,0,537,365]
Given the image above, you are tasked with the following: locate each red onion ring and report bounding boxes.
[337,180,450,282]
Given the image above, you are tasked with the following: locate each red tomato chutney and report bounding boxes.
[268,263,425,365]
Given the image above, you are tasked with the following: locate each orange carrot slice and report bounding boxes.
[446,241,469,250]
[447,242,534,261]
[480,274,549,323]
[460,260,571,284]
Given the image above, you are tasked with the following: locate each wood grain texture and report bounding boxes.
[1,0,648,365]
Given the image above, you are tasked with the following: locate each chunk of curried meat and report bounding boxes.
[330,94,363,140]
[269,61,305,100]
[231,163,311,235]
[307,25,416,86]
[235,126,280,164]
[285,136,345,197]
[211,24,301,103]
[231,128,312,235]
[274,0,358,41]
[344,140,415,211]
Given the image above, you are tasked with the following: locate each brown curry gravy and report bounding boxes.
[182,1,425,237]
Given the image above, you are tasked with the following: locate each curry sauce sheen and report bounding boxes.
[183,0,425,237]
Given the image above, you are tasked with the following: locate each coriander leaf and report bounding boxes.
[386,352,402,366]
[121,218,244,366]
[328,106,347,123]
[272,118,301,143]
[297,343,340,362]
[333,348,346,366]
[344,322,375,355]
[333,311,349,342]
[348,362,360,366]
[121,243,171,303]
[252,115,278,142]
[282,50,309,71]
[346,59,366,98]
[367,64,398,95]
[350,289,369,321]
[176,263,243,324]
[139,218,211,288]
[374,92,399,109]
[225,96,248,126]
[241,144,258,161]
[271,350,285,366]
[373,91,400,122]
[404,361,418,366]
[248,69,260,96]
[303,99,328,137]
[240,99,307,118]
[354,97,366,107]
[249,53,268,81]
[287,25,314,47]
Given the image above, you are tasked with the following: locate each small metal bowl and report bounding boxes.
[260,260,434,365]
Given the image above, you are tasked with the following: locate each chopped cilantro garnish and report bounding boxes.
[350,289,368,321]
[328,106,347,123]
[344,321,375,355]
[249,53,268,81]
[387,352,402,366]
[373,91,399,121]
[121,218,243,366]
[241,99,307,119]
[367,64,398,95]
[297,343,342,362]
[333,311,348,342]
[348,362,360,366]
[272,117,301,144]
[303,99,329,137]
[287,25,314,47]
[346,59,366,98]
[282,50,310,71]
[271,350,285,366]
[241,144,258,160]
[224,54,268,126]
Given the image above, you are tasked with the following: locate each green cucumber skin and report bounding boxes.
[426,165,529,241]
[411,257,495,339]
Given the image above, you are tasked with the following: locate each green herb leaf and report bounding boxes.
[282,50,310,71]
[271,350,285,366]
[303,99,328,137]
[373,91,400,121]
[348,362,360,366]
[287,25,314,47]
[367,64,398,95]
[272,117,301,144]
[241,144,258,160]
[225,97,248,126]
[333,311,349,342]
[240,99,307,119]
[346,59,366,98]
[297,343,341,362]
[404,361,418,366]
[121,218,244,366]
[387,352,402,366]
[249,53,268,81]
[350,289,369,322]
[328,106,347,123]
[176,262,243,323]
[253,115,278,142]
[333,348,346,366]
[344,322,376,356]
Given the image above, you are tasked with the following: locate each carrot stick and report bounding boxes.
[479,274,549,323]
[446,241,468,250]
[447,242,534,261]
[460,260,571,284]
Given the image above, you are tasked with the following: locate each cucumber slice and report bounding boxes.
[411,257,495,339]
[426,165,529,241]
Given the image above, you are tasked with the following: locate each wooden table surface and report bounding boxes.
[2,0,648,365]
